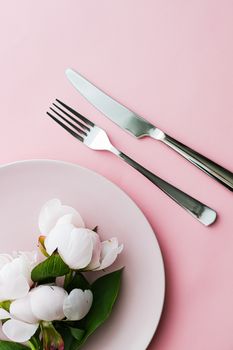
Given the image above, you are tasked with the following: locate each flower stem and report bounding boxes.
[27,341,36,350]
[64,270,74,289]
[41,321,64,350]
[27,336,42,350]
[28,337,42,350]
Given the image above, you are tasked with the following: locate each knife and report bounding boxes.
[66,68,233,191]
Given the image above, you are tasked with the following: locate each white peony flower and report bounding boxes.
[40,199,123,271]
[0,285,93,343]
[0,251,38,302]
[95,238,124,271]
[45,224,99,269]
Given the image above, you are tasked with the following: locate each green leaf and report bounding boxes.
[0,341,28,349]
[66,272,90,293]
[72,268,123,349]
[85,269,123,335]
[37,277,56,285]
[31,254,70,282]
[69,328,85,342]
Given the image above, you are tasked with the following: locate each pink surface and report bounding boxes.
[0,1,233,349]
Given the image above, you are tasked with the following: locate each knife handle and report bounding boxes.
[117,151,216,226]
[160,134,233,191]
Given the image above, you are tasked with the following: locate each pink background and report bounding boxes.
[0,1,233,349]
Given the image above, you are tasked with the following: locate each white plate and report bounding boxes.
[0,159,165,350]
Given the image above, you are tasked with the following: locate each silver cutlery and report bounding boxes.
[47,99,217,226]
[66,68,233,192]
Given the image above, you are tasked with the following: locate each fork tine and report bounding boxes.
[52,103,90,131]
[47,112,84,142]
[56,99,94,127]
[49,107,87,136]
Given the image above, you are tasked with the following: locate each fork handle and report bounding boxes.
[160,134,233,191]
[117,152,216,226]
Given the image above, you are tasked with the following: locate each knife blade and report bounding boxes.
[66,68,160,138]
[66,68,233,191]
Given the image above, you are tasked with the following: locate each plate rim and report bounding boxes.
[0,158,165,349]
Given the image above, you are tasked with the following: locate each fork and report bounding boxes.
[47,99,217,226]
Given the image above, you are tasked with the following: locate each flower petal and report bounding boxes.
[55,213,84,227]
[17,251,39,269]
[58,228,93,269]
[30,286,67,321]
[0,275,30,302]
[39,199,85,235]
[44,223,73,256]
[10,295,39,324]
[0,254,12,270]
[95,238,123,270]
[86,232,101,270]
[0,251,37,301]
[57,206,85,228]
[14,253,36,286]
[0,308,10,320]
[39,198,61,233]
[1,251,38,287]
[2,319,38,343]
[0,321,10,341]
[63,289,93,321]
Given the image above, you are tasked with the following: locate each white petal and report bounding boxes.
[0,275,30,302]
[0,322,10,341]
[63,289,93,321]
[10,296,39,324]
[38,199,61,234]
[2,319,38,343]
[0,257,23,280]
[39,199,85,235]
[18,251,39,271]
[30,286,67,321]
[56,205,85,228]
[0,255,31,285]
[14,255,33,286]
[58,228,93,269]
[95,238,123,270]
[0,254,33,301]
[17,250,38,263]
[44,223,74,256]
[0,308,10,319]
[86,232,101,270]
[56,212,84,228]
[0,254,12,270]
[1,251,38,289]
